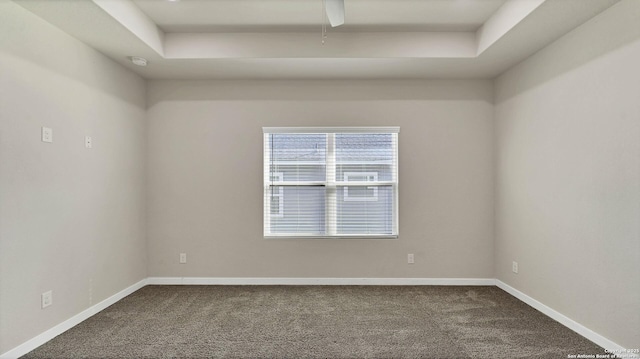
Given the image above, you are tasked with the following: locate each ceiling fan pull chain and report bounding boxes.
[321,0,327,44]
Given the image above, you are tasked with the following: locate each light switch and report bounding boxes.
[85,136,92,148]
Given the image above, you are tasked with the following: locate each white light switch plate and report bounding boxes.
[85,136,92,148]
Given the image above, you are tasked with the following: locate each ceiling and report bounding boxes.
[131,0,508,33]
[13,0,620,80]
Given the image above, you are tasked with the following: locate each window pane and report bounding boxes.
[269,134,326,182]
[336,185,394,235]
[336,134,395,181]
[269,186,326,235]
[344,186,377,200]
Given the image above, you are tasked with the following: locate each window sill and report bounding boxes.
[264,235,399,240]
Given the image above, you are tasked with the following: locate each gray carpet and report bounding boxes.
[23,285,604,358]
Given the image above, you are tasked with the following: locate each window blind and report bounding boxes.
[263,127,399,238]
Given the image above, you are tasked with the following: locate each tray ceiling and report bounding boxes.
[13,0,620,80]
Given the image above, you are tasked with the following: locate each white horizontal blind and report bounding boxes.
[264,127,399,238]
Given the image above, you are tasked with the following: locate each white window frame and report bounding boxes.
[263,127,399,239]
[343,172,378,202]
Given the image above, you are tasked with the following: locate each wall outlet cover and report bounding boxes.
[42,127,53,143]
[42,290,53,308]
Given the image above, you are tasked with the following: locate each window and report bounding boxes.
[263,127,399,238]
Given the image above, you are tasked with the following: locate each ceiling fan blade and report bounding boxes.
[325,0,345,27]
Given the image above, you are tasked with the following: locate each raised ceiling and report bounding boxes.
[13,0,620,80]
[131,0,509,33]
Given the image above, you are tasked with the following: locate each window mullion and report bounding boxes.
[326,133,337,236]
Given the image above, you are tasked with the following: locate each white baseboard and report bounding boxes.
[146,277,496,286]
[496,280,639,359]
[0,279,147,359]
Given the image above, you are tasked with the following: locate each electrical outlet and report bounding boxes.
[42,127,53,143]
[407,253,414,264]
[512,261,519,274]
[85,136,92,148]
[180,253,187,264]
[42,290,53,309]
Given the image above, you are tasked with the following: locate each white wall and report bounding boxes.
[0,2,147,354]
[494,0,640,349]
[146,80,495,279]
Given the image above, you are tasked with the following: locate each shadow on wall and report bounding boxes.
[495,0,640,103]
[145,80,495,109]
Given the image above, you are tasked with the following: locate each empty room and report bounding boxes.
[0,0,638,358]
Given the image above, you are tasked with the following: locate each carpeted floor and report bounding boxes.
[22,285,605,358]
